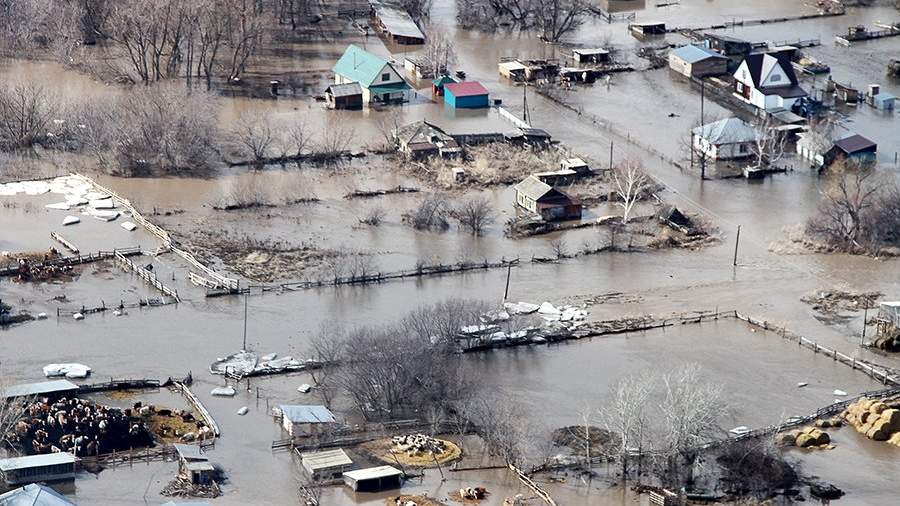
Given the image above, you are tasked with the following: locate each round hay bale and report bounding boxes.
[870,402,888,415]
[860,411,871,424]
[812,430,830,445]
[816,419,832,428]
[879,409,900,428]
[776,431,798,445]
[889,432,900,446]
[866,420,891,441]
[796,434,815,448]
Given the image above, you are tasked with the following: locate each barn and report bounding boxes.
[443,81,489,109]
[668,45,728,78]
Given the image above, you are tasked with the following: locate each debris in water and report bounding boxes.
[503,301,540,315]
[62,216,80,226]
[834,389,848,396]
[798,382,808,388]
[538,302,561,315]
[121,221,137,231]
[43,363,92,379]
[72,312,84,320]
[297,384,311,393]
[36,313,48,320]
[45,202,70,210]
[209,350,306,379]
[211,386,236,397]
[237,406,249,416]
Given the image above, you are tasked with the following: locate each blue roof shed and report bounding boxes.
[444,81,489,109]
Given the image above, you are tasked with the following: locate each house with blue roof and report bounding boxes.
[333,45,411,105]
[276,405,336,436]
[668,44,728,78]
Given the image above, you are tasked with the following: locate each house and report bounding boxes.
[691,118,759,160]
[343,466,403,492]
[2,380,78,399]
[629,21,666,37]
[370,0,425,45]
[733,51,807,111]
[300,448,353,481]
[498,59,559,82]
[276,405,336,436]
[444,81,489,109]
[507,127,552,146]
[796,131,877,168]
[560,157,591,175]
[325,83,363,110]
[394,120,462,160]
[498,60,528,81]
[332,45,411,105]
[0,483,75,505]
[573,48,610,65]
[514,175,582,221]
[830,79,860,103]
[533,169,577,186]
[0,453,76,486]
[668,45,729,78]
[432,75,456,96]
[173,444,216,486]
[404,55,444,79]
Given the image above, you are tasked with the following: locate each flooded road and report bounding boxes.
[3,0,900,504]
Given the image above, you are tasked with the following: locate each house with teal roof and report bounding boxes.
[333,45,411,105]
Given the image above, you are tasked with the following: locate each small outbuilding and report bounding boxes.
[276,405,336,436]
[498,60,528,81]
[394,120,462,160]
[0,453,76,486]
[2,379,79,399]
[830,134,877,165]
[173,444,216,486]
[691,117,759,160]
[872,92,896,111]
[325,83,363,110]
[560,157,591,175]
[514,175,582,221]
[668,45,728,78]
[0,483,75,505]
[343,465,403,492]
[444,81,490,109]
[572,48,610,65]
[370,0,425,45]
[432,75,457,96]
[630,21,666,37]
[300,448,353,481]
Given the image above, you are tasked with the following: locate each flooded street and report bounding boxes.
[3,0,900,504]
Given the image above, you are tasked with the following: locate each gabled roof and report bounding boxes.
[301,448,353,471]
[371,0,425,40]
[432,75,457,87]
[741,52,798,88]
[395,120,454,146]
[326,83,362,98]
[671,45,727,64]
[173,444,208,461]
[279,405,336,424]
[445,81,489,98]
[833,134,877,154]
[692,117,758,145]
[0,484,75,506]
[343,465,402,481]
[333,45,391,87]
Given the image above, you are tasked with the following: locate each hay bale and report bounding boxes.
[796,434,815,448]
[808,428,830,445]
[860,411,871,424]
[870,402,888,415]
[866,420,892,441]
[776,431,798,445]
[879,409,900,429]
[889,432,900,446]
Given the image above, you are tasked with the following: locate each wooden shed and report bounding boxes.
[668,45,728,78]
[325,83,363,110]
[300,448,353,481]
[343,466,403,492]
[573,48,610,64]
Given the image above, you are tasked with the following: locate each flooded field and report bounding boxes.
[3,0,900,504]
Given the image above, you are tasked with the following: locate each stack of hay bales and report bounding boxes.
[776,426,831,448]
[843,397,900,444]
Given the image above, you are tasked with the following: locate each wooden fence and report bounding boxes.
[173,381,220,437]
[114,250,180,302]
[50,232,79,253]
[0,247,141,277]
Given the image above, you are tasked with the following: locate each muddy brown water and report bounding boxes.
[4,1,900,504]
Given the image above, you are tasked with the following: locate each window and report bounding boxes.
[382,73,390,82]
[769,74,781,83]
[736,82,744,93]
[739,144,748,153]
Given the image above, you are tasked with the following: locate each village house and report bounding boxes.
[332,45,411,105]
[444,81,490,109]
[691,117,759,160]
[394,120,462,160]
[370,0,425,45]
[796,131,878,168]
[733,51,808,111]
[403,55,445,80]
[300,448,353,481]
[514,175,582,221]
[0,453,76,486]
[498,59,559,82]
[324,83,363,110]
[668,45,729,78]
[276,405,336,437]
[572,48,610,65]
[173,444,216,486]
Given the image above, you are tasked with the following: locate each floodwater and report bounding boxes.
[4,0,900,504]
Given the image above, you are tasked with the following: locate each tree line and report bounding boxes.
[456,0,593,42]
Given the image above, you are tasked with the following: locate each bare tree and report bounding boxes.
[0,82,58,150]
[612,159,651,224]
[806,159,881,252]
[313,123,354,161]
[598,372,654,483]
[232,112,274,165]
[549,237,568,259]
[305,322,346,410]
[0,371,34,448]
[422,27,457,78]
[224,0,263,81]
[751,116,786,169]
[533,0,592,42]
[406,193,451,230]
[281,116,311,159]
[658,363,725,488]
[455,195,496,235]
[360,206,386,226]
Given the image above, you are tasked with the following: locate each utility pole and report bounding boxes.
[504,264,512,300]
[242,292,248,351]
[732,225,741,266]
[609,140,614,170]
[522,84,529,125]
[861,298,869,346]
[700,79,706,180]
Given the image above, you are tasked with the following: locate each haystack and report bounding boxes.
[843,397,900,446]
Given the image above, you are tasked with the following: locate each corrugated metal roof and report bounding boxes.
[333,45,390,87]
[514,176,553,201]
[834,134,876,154]
[691,118,758,145]
[343,465,402,481]
[0,453,76,471]
[278,405,336,424]
[445,81,489,98]
[301,448,353,470]
[326,83,362,97]
[173,444,208,461]
[670,45,727,64]
[371,1,425,40]
[2,380,79,399]
[0,483,75,506]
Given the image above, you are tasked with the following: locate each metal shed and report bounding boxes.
[300,448,353,481]
[444,81,490,109]
[276,405,336,436]
[370,0,425,44]
[2,380,79,399]
[325,83,363,110]
[343,465,403,492]
[0,453,76,486]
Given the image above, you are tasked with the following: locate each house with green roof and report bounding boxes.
[333,45,410,105]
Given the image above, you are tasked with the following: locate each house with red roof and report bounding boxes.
[443,81,490,109]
